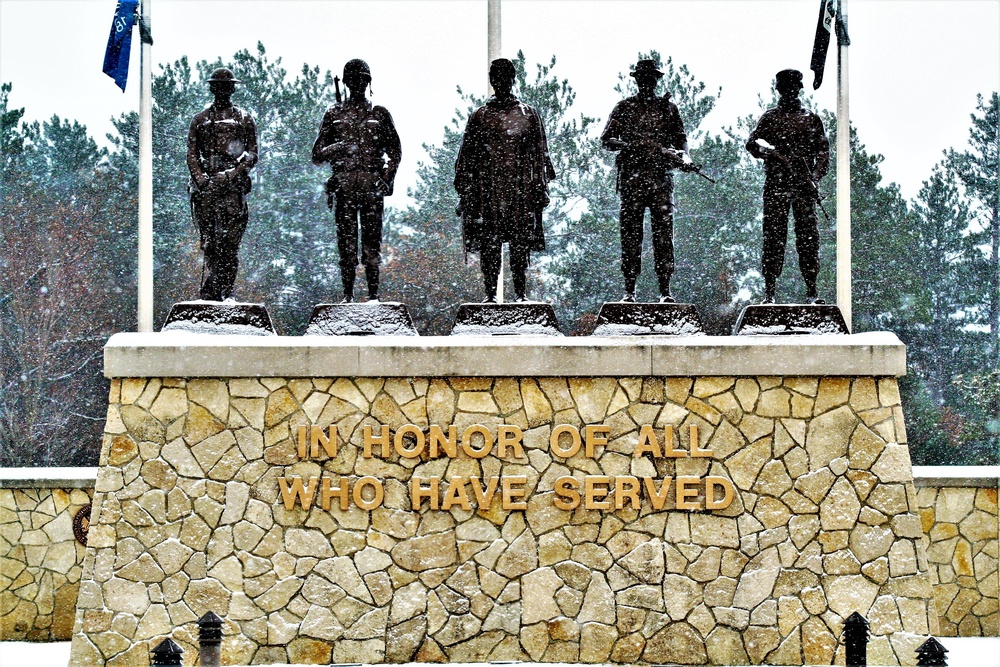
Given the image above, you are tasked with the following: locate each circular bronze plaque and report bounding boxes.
[73,503,92,546]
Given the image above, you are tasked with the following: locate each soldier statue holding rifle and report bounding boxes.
[746,68,830,305]
[187,68,258,302]
[312,59,401,302]
[602,59,707,304]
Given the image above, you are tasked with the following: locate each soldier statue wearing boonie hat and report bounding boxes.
[601,59,695,303]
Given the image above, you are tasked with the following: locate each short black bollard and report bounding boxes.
[150,638,184,666]
[198,610,224,667]
[916,636,949,666]
[843,611,870,667]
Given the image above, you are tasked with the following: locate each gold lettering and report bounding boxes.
[462,425,493,459]
[497,425,524,458]
[663,425,687,457]
[551,424,581,458]
[429,425,458,457]
[353,476,384,510]
[297,425,308,459]
[279,476,318,510]
[321,476,350,510]
[394,424,425,458]
[584,424,609,458]
[470,477,499,509]
[705,476,736,510]
[442,477,472,510]
[311,425,338,458]
[411,477,439,510]
[363,424,391,458]
[643,476,672,510]
[634,424,662,457]
[501,476,527,510]
[585,476,612,510]
[614,476,642,510]
[553,476,581,510]
[676,476,701,510]
[689,424,712,457]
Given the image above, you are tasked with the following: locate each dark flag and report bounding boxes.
[102,0,138,91]
[810,0,837,89]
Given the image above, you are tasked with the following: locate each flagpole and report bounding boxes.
[835,0,851,331]
[488,0,503,303]
[138,0,153,332]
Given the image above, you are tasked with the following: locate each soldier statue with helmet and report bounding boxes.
[746,68,830,305]
[187,67,259,302]
[312,58,402,303]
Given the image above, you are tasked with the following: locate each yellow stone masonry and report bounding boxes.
[67,375,939,666]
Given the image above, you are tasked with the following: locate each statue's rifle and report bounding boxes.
[334,76,343,105]
[755,139,831,222]
[663,148,717,184]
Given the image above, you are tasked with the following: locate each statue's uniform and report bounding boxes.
[601,94,687,296]
[746,101,829,295]
[187,103,258,301]
[455,96,556,299]
[312,99,401,298]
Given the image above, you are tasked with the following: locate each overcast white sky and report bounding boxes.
[1,0,998,202]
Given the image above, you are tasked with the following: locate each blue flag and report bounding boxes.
[103,0,138,92]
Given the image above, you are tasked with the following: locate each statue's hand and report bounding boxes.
[662,147,685,169]
[320,142,345,162]
[195,174,210,190]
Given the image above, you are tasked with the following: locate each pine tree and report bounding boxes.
[949,93,1000,361]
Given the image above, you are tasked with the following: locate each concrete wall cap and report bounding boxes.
[0,467,99,489]
[103,330,906,378]
[913,465,1000,487]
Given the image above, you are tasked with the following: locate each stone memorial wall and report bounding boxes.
[915,473,999,638]
[63,333,947,666]
[4,473,994,655]
[0,469,95,641]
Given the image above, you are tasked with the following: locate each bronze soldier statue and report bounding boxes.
[455,58,556,303]
[602,59,694,303]
[746,68,830,304]
[187,68,258,301]
[312,59,401,302]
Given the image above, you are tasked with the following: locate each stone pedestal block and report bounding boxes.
[162,301,276,336]
[592,302,706,336]
[734,304,850,335]
[450,302,563,336]
[305,302,419,336]
[71,333,937,666]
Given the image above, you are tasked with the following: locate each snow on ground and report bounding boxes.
[1,638,998,667]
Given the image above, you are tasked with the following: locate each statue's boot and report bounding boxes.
[341,272,355,303]
[762,277,776,305]
[366,267,380,302]
[658,277,674,303]
[804,279,825,305]
[483,274,498,303]
[513,270,527,303]
[623,277,637,303]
